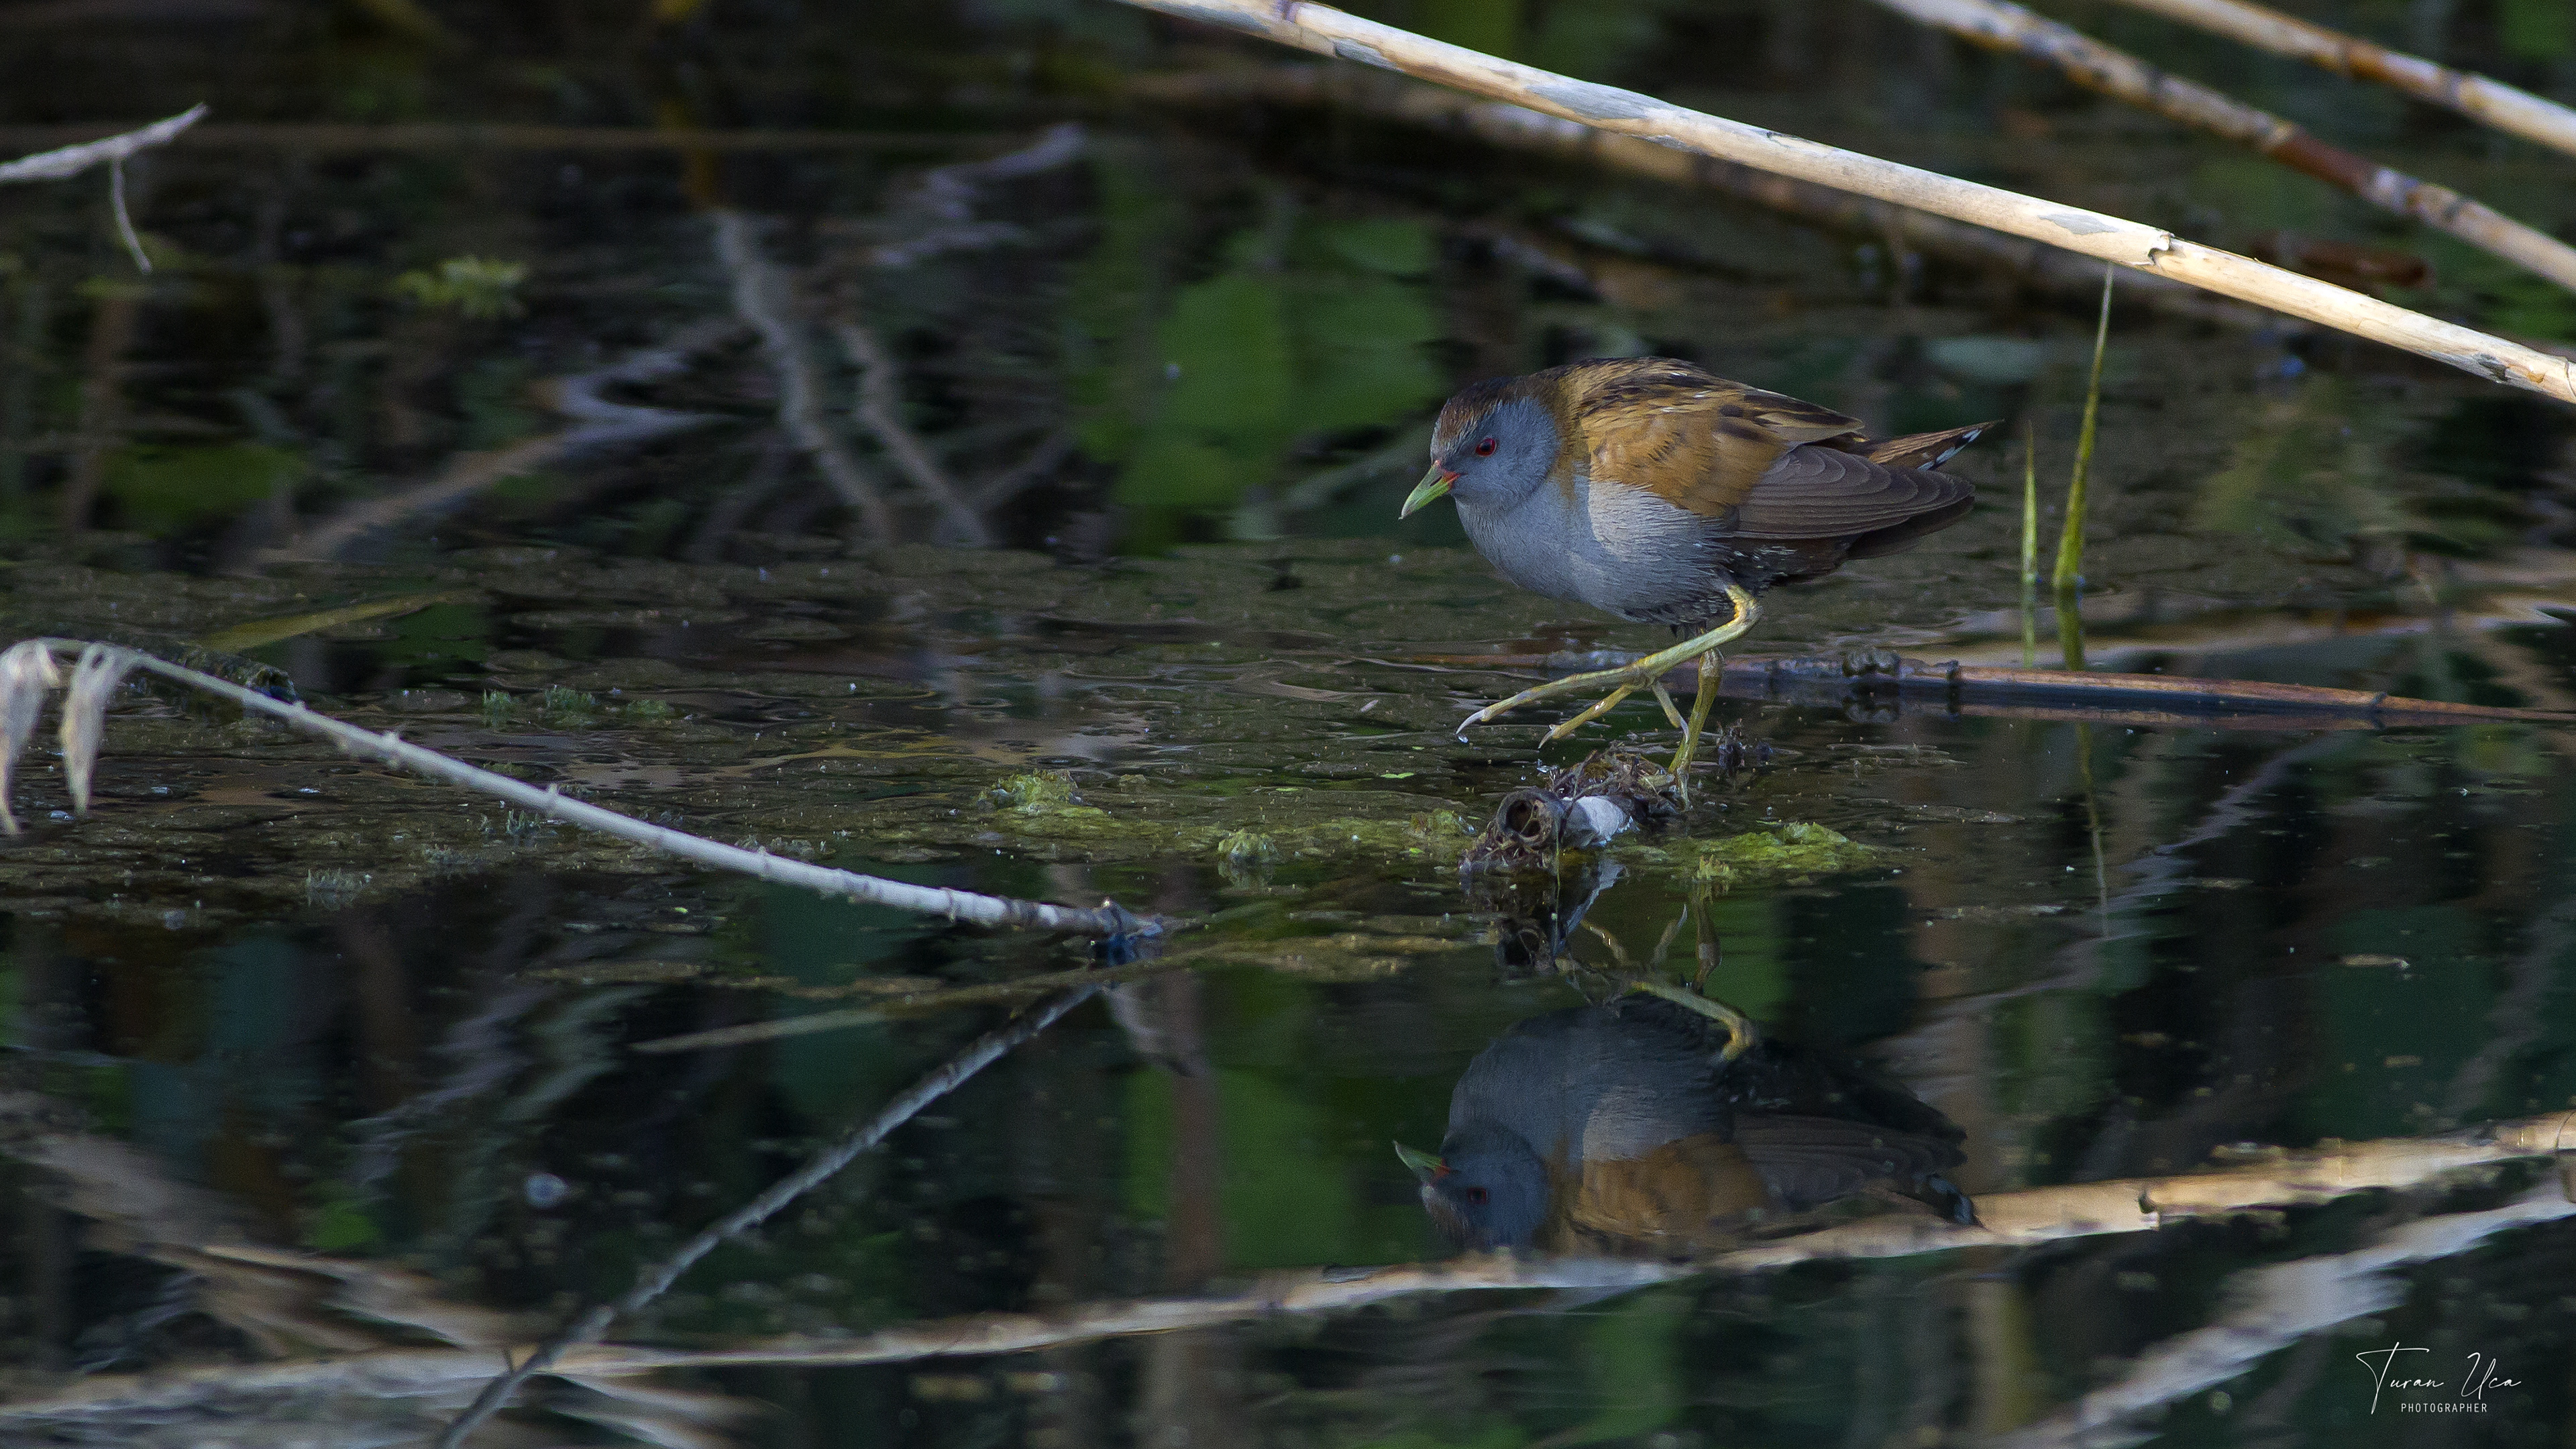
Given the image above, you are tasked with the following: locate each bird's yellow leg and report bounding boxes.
[1669,647,1724,782]
[1461,585,1761,735]
[1621,976,1761,1062]
[1649,680,1688,729]
[1538,684,1638,742]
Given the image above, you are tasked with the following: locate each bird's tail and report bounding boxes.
[1862,421,1998,471]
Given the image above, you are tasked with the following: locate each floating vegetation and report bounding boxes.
[390,256,528,319]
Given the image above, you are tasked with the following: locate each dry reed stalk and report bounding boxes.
[1870,0,2576,295]
[2099,0,2576,162]
[1110,0,2576,407]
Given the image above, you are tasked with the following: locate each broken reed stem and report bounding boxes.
[2019,422,2038,669]
[2051,265,2114,674]
[1114,0,2576,405]
[2097,0,2576,164]
[2,639,1144,936]
[830,321,994,546]
[711,211,897,539]
[433,983,1101,1448]
[1869,0,2576,295]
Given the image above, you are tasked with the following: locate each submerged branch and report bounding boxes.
[1871,0,2576,295]
[2098,0,2576,164]
[1114,0,2576,405]
[1399,650,2576,729]
[432,983,1101,1447]
[0,639,1150,936]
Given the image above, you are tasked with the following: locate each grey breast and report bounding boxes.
[1457,476,1727,625]
[1448,1006,1723,1164]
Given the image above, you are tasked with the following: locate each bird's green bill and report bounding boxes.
[1394,1140,1448,1181]
[1399,467,1454,519]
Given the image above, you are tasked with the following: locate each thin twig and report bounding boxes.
[830,321,991,545]
[0,103,205,184]
[712,212,896,539]
[431,983,1100,1447]
[107,160,148,273]
[9,638,1147,936]
[2098,0,2576,164]
[1113,0,2576,405]
[1872,0,2576,295]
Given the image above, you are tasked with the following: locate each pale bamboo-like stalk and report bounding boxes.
[1110,0,2576,405]
[1870,0,2576,296]
[2100,0,2576,163]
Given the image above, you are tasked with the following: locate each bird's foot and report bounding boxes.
[1622,977,1761,1061]
[1456,585,1761,747]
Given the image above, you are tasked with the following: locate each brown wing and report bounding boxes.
[1552,1134,1774,1252]
[1732,1114,1966,1213]
[1727,445,1975,547]
[1554,360,1866,520]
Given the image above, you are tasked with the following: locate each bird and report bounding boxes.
[1397,986,1974,1256]
[1399,358,1993,777]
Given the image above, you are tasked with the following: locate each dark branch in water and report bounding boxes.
[431,983,1102,1448]
[1396,651,2576,730]
[0,639,1155,937]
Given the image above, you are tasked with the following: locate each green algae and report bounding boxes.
[1621,821,1892,890]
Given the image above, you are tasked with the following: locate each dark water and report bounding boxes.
[7,0,2576,1444]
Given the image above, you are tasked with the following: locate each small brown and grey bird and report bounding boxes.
[1396,988,1976,1256]
[1400,358,1992,774]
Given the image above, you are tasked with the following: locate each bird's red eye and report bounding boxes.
[1474,437,1497,457]
[1465,1186,1489,1205]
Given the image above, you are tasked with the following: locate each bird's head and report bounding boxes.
[1397,1128,1550,1250]
[1403,380,1562,519]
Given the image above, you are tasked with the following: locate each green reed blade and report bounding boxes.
[2020,421,2038,669]
[2052,263,2115,597]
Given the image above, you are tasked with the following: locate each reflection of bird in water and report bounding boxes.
[1399,989,1974,1254]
